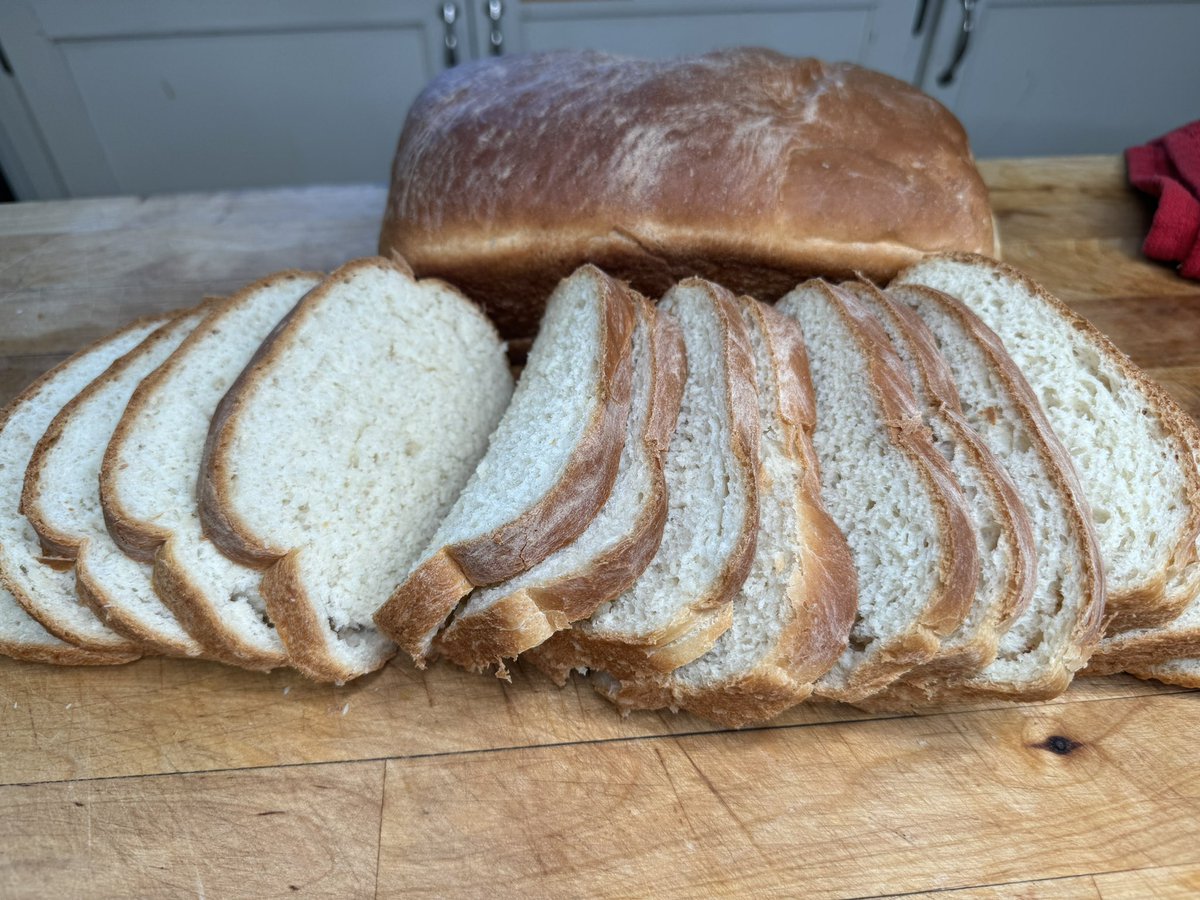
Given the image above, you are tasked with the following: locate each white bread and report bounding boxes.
[374,264,636,665]
[436,293,685,674]
[896,254,1200,632]
[594,297,858,727]
[775,281,978,703]
[525,278,761,684]
[842,281,1036,686]
[0,318,166,655]
[201,257,513,682]
[22,307,210,657]
[101,271,322,670]
[380,49,995,340]
[881,283,1105,702]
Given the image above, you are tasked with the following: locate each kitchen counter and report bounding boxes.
[2,156,1199,898]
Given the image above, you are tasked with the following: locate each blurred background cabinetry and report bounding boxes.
[0,0,1197,198]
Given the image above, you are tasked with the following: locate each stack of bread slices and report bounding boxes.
[2,252,1198,727]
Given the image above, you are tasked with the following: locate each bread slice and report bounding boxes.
[881,283,1105,701]
[594,297,858,727]
[774,281,977,703]
[201,257,513,682]
[524,278,761,684]
[22,307,213,656]
[0,318,168,655]
[101,271,322,670]
[0,590,138,665]
[1126,657,1200,688]
[374,264,637,666]
[435,293,685,674]
[841,281,1036,686]
[896,253,1200,632]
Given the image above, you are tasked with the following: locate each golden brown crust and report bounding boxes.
[380,49,994,339]
[258,550,397,682]
[843,281,1036,686]
[523,278,762,682]
[435,295,685,672]
[806,282,978,703]
[1125,662,1200,689]
[0,315,173,653]
[102,272,321,564]
[0,637,139,666]
[202,257,500,680]
[868,283,1106,704]
[152,536,285,672]
[375,265,639,665]
[71,550,192,658]
[909,252,1200,632]
[596,299,858,727]
[21,307,207,561]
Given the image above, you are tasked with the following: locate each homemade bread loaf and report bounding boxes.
[202,258,513,682]
[843,281,1036,683]
[22,307,210,657]
[436,293,685,674]
[883,283,1105,702]
[0,318,166,655]
[525,278,761,684]
[102,271,321,670]
[775,281,977,703]
[374,264,636,665]
[595,297,857,727]
[897,254,1200,632]
[380,48,995,339]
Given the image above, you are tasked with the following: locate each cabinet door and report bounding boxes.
[489,0,932,83]
[0,0,454,196]
[921,0,1200,156]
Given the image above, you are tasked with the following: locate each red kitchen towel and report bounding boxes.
[1127,120,1200,279]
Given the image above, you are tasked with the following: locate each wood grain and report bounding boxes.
[377,693,1200,899]
[0,761,384,899]
[0,656,1170,787]
[1,156,1199,898]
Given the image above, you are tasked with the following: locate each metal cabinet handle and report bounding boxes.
[485,0,504,56]
[937,0,977,86]
[441,2,460,68]
[912,0,931,35]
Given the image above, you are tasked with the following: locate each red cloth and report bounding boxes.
[1126,120,1200,279]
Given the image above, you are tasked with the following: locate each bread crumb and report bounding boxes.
[341,703,350,716]
[282,686,291,696]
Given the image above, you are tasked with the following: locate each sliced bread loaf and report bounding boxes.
[101,271,322,670]
[842,281,1036,684]
[897,253,1200,632]
[374,264,636,666]
[775,281,977,703]
[595,297,857,727]
[201,257,513,682]
[22,307,211,657]
[882,283,1105,701]
[0,318,168,655]
[524,278,761,684]
[435,293,685,674]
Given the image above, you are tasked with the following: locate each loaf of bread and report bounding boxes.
[379,48,995,339]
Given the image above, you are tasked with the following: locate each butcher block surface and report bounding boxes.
[2,156,1200,899]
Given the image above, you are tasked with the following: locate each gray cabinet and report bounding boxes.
[0,0,453,197]
[2,0,1198,197]
[502,0,931,83]
[921,0,1200,156]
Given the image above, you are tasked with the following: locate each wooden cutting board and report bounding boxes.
[2,157,1200,899]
